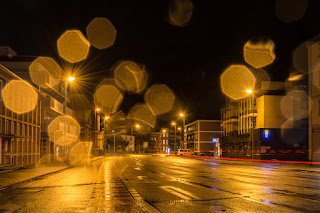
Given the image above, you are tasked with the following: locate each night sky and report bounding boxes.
[1,0,320,125]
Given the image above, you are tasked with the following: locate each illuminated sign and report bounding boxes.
[212,138,219,143]
[264,129,270,139]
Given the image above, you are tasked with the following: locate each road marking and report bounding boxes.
[134,167,141,170]
[159,186,200,200]
[136,163,144,166]
[137,176,158,183]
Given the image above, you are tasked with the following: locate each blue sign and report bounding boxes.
[264,129,270,139]
[213,138,219,143]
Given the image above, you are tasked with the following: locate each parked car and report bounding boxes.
[177,149,194,155]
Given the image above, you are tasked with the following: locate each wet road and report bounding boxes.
[115,154,320,212]
[0,155,319,212]
[0,157,142,213]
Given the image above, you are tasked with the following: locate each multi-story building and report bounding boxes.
[307,37,320,162]
[160,128,169,153]
[0,47,89,161]
[0,64,42,165]
[220,80,309,160]
[184,120,221,154]
[149,131,161,152]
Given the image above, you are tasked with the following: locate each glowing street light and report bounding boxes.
[131,124,140,135]
[246,89,252,94]
[68,76,75,82]
[179,113,185,149]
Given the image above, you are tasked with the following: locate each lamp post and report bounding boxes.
[112,130,115,154]
[64,76,75,160]
[171,122,177,151]
[94,108,100,154]
[131,124,140,153]
[179,113,185,149]
[177,127,181,149]
[103,116,109,154]
[246,89,254,160]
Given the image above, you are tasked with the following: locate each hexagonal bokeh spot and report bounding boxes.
[86,17,117,49]
[105,111,128,136]
[293,42,308,73]
[243,40,275,69]
[169,0,193,26]
[280,90,310,120]
[144,84,175,115]
[114,60,148,93]
[57,30,90,63]
[94,82,123,115]
[2,80,38,114]
[275,0,308,23]
[48,115,80,146]
[127,103,156,134]
[29,57,61,87]
[220,65,255,100]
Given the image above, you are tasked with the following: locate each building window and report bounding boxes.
[163,133,165,137]
[11,121,14,134]
[5,120,9,134]
[163,140,165,144]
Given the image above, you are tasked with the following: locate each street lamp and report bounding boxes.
[64,76,75,160]
[177,127,182,150]
[131,124,140,135]
[103,116,109,154]
[131,124,140,153]
[113,129,115,154]
[246,89,254,160]
[171,122,177,151]
[94,108,101,153]
[179,113,185,149]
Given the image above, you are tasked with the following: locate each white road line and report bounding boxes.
[159,186,200,200]
[134,167,141,170]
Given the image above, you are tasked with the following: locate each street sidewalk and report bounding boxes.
[0,156,106,191]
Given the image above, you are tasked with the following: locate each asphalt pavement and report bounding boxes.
[0,154,319,212]
[114,154,320,213]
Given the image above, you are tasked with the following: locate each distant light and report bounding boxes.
[68,76,75,82]
[96,108,101,112]
[246,89,253,94]
[212,138,219,143]
[172,122,176,126]
[179,113,184,117]
[177,127,181,130]
[288,74,304,82]
[136,124,140,128]
[264,129,270,139]
[105,116,109,120]
[163,129,166,133]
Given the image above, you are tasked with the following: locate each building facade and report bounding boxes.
[220,80,309,160]
[0,64,42,165]
[184,120,221,154]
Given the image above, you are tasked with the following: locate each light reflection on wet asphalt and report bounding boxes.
[0,155,319,212]
[114,154,320,213]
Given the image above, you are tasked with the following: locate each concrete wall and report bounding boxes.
[256,95,286,129]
